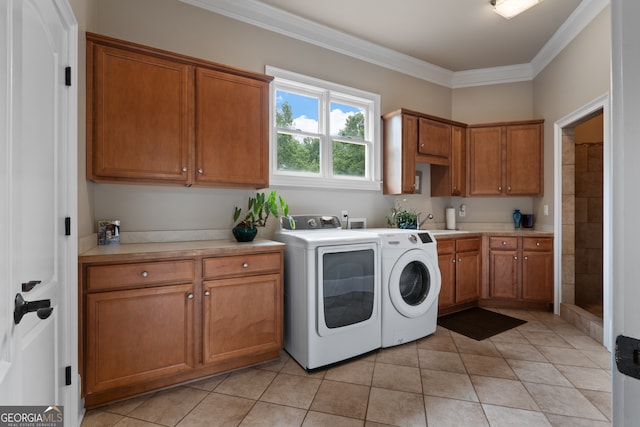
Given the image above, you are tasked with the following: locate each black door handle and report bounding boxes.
[14,293,53,325]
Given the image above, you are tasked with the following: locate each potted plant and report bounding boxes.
[232,191,292,242]
[386,200,419,229]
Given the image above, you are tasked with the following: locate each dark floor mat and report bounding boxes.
[437,307,526,341]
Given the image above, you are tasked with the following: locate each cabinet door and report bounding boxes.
[401,115,418,194]
[522,251,553,301]
[418,118,450,160]
[431,125,466,197]
[437,252,456,309]
[468,126,504,196]
[489,250,519,299]
[203,274,282,365]
[455,251,481,303]
[84,284,195,394]
[195,68,269,188]
[88,43,192,183]
[505,123,543,195]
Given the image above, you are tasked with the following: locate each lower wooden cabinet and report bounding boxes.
[437,236,481,315]
[484,235,553,310]
[79,242,284,407]
[203,275,282,365]
[84,284,195,394]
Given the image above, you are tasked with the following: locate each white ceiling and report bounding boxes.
[258,0,582,72]
[179,0,609,87]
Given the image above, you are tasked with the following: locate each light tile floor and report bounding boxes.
[81,309,612,426]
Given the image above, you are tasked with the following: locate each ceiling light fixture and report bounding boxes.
[490,0,542,19]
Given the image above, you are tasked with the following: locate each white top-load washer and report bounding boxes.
[364,229,441,347]
[274,215,382,369]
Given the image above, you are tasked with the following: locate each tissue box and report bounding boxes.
[98,220,120,245]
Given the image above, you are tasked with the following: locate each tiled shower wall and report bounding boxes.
[575,141,603,316]
[561,113,604,343]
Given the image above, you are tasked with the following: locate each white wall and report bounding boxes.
[533,7,611,227]
[71,0,609,243]
[76,0,457,242]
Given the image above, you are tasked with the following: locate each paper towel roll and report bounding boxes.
[445,208,456,230]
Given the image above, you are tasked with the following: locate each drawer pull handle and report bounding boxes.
[187,293,194,300]
[141,271,149,278]
[242,262,249,268]
[204,291,210,296]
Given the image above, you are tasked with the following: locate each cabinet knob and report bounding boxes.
[458,258,462,262]
[197,168,203,174]
[452,259,456,263]
[141,271,149,278]
[182,166,187,172]
[502,241,507,246]
[514,256,518,260]
[498,186,502,191]
[242,262,249,268]
[187,293,194,299]
[536,242,541,246]
[507,186,511,191]
[524,256,528,260]
[204,290,210,296]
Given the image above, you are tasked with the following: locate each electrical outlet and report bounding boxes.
[459,204,466,217]
[544,204,549,216]
[341,210,349,223]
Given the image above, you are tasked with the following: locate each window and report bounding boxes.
[266,66,381,190]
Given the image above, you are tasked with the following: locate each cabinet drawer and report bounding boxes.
[523,237,553,251]
[86,260,195,291]
[490,237,518,250]
[437,239,455,254]
[203,252,281,279]
[456,237,481,252]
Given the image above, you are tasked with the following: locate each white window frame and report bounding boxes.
[266,66,381,191]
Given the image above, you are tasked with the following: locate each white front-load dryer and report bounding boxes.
[371,229,441,347]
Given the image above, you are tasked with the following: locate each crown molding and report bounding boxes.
[451,63,535,89]
[179,0,610,89]
[530,0,610,76]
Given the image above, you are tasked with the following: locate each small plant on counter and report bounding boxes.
[386,200,419,229]
[232,191,293,241]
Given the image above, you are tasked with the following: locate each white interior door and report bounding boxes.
[611,0,640,424]
[0,0,77,422]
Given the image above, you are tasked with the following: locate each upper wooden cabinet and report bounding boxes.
[431,125,467,197]
[194,68,270,187]
[418,117,450,160]
[87,42,192,184]
[382,109,464,195]
[86,33,272,188]
[383,109,542,197]
[468,120,544,196]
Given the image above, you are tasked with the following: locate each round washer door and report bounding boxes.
[388,249,441,318]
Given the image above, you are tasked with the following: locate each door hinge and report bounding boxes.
[65,217,71,236]
[65,366,72,386]
[65,67,71,87]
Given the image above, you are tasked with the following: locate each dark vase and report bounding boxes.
[513,209,522,229]
[232,226,258,242]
